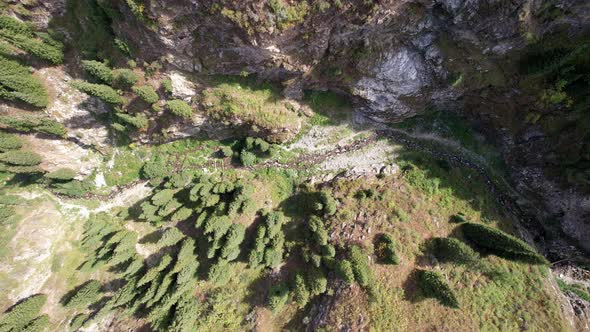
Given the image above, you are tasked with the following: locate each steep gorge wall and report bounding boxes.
[12,0,590,253]
[113,0,590,253]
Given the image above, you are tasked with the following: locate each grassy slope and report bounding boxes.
[321,154,566,331]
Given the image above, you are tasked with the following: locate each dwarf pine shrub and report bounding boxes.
[0,56,49,107]
[417,270,460,308]
[0,150,42,166]
[64,280,102,309]
[166,99,193,118]
[461,222,548,264]
[112,69,139,89]
[431,237,480,265]
[0,132,22,152]
[70,80,125,105]
[44,168,77,182]
[376,233,400,265]
[81,60,113,83]
[132,85,159,104]
[0,294,47,332]
[0,115,67,137]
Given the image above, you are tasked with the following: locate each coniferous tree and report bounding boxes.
[64,280,102,309]
[0,294,47,332]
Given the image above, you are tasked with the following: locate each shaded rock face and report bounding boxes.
[113,0,590,254]
[354,47,432,121]
[25,0,587,250]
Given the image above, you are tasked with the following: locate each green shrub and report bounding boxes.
[70,80,125,105]
[44,168,77,182]
[308,215,328,246]
[0,56,48,107]
[220,146,233,158]
[114,38,131,56]
[0,205,15,223]
[307,268,327,296]
[5,165,43,174]
[318,191,337,216]
[461,222,548,264]
[334,259,355,284]
[141,156,171,180]
[0,16,33,36]
[0,294,47,332]
[375,234,400,265]
[152,189,175,206]
[156,227,184,248]
[51,179,93,197]
[0,115,66,137]
[115,112,148,129]
[20,314,49,332]
[80,60,113,83]
[132,85,159,104]
[69,313,88,331]
[64,280,101,309]
[0,16,64,64]
[208,260,231,286]
[166,99,193,118]
[0,194,20,205]
[557,279,590,302]
[240,150,257,167]
[431,237,479,265]
[350,245,372,287]
[267,282,290,313]
[249,210,285,268]
[0,132,22,151]
[113,69,139,89]
[292,273,310,308]
[450,213,468,223]
[417,270,460,308]
[220,223,246,261]
[0,150,42,166]
[161,78,173,94]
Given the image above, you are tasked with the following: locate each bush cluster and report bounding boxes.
[417,270,460,308]
[0,16,64,64]
[141,155,172,181]
[267,282,290,313]
[314,191,337,216]
[116,112,149,129]
[238,137,279,166]
[50,179,94,198]
[0,150,42,166]
[0,115,66,137]
[44,168,77,182]
[431,237,479,265]
[64,280,102,309]
[70,80,125,105]
[349,245,373,288]
[0,294,48,332]
[78,214,201,330]
[249,210,286,269]
[112,69,139,90]
[81,60,113,84]
[375,233,400,265]
[166,99,193,118]
[461,222,548,264]
[0,132,22,152]
[132,85,159,104]
[0,56,49,107]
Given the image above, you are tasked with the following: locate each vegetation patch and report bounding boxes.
[0,56,49,107]
[461,222,548,264]
[417,269,460,308]
[202,77,301,142]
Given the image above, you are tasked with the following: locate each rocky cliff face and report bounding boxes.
[12,0,588,251]
[106,0,590,253]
